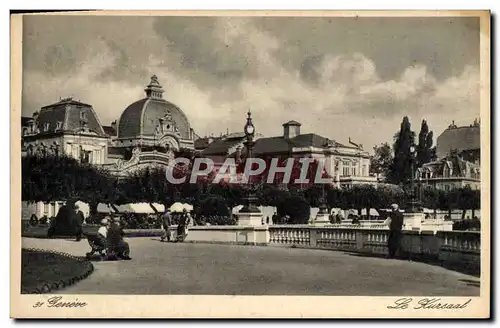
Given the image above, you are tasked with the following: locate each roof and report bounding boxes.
[117,76,192,141]
[200,128,361,157]
[201,136,244,156]
[283,120,301,126]
[421,154,479,177]
[27,98,106,137]
[436,125,480,159]
[102,125,116,137]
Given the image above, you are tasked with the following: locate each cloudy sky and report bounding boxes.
[22,14,480,152]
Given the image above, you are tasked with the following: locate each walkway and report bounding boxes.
[22,237,480,296]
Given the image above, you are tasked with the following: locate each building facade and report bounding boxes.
[22,75,197,218]
[417,119,481,191]
[198,120,377,187]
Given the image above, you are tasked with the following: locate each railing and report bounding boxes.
[269,225,310,246]
[439,231,481,253]
[268,225,480,272]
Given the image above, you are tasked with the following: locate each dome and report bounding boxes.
[117,75,192,140]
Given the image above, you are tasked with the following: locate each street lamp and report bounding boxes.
[239,110,260,214]
[318,182,328,215]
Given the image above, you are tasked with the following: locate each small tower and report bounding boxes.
[144,75,164,100]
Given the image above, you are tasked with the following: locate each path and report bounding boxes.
[22,237,480,296]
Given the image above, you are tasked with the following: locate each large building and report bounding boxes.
[22,75,197,218]
[436,119,480,164]
[417,119,481,191]
[199,120,377,187]
[22,75,197,178]
[21,74,378,218]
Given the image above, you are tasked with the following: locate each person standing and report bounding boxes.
[161,211,173,242]
[74,204,85,242]
[387,203,404,259]
[176,209,188,242]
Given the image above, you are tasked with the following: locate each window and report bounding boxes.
[56,121,63,131]
[44,123,50,132]
[352,163,357,176]
[342,162,350,176]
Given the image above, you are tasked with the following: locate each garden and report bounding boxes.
[22,153,481,230]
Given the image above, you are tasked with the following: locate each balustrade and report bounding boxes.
[269,225,310,246]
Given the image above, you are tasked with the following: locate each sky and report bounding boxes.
[21,14,481,152]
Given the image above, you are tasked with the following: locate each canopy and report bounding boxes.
[169,202,186,213]
[97,203,117,214]
[232,205,243,214]
[361,209,380,216]
[116,203,160,214]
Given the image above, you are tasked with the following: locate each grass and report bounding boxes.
[21,249,93,293]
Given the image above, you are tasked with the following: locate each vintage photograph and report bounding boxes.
[11,11,490,318]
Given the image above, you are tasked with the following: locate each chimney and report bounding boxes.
[283,120,301,139]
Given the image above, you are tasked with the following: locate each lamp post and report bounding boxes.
[318,183,328,215]
[239,110,260,214]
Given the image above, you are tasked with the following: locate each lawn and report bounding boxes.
[21,249,94,294]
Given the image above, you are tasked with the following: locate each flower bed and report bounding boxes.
[21,248,94,294]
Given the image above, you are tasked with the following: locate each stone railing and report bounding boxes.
[268,225,480,273]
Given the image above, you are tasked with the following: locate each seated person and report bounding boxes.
[107,218,131,260]
[96,218,109,247]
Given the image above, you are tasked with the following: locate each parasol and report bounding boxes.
[169,202,185,213]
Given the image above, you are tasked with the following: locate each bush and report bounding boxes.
[196,196,231,218]
[120,213,162,229]
[200,216,237,226]
[277,195,310,224]
[453,218,481,231]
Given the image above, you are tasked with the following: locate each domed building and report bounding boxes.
[105,75,197,176]
[21,74,198,218]
[22,74,197,178]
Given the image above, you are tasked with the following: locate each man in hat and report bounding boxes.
[161,211,173,242]
[74,204,85,241]
[107,217,131,260]
[387,203,404,258]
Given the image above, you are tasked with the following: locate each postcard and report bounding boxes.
[11,10,490,319]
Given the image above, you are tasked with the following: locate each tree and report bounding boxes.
[416,119,436,168]
[276,195,311,224]
[370,142,393,181]
[22,154,112,204]
[388,116,416,185]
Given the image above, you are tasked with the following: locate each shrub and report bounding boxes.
[196,196,231,218]
[453,218,481,231]
[202,216,237,226]
[277,195,310,224]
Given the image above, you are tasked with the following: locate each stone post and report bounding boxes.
[403,212,425,231]
[238,212,264,227]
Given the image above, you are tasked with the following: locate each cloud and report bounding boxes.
[21,15,480,152]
